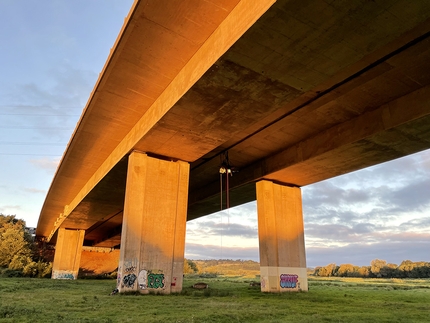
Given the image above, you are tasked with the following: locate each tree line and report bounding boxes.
[311,259,430,278]
[2,214,429,279]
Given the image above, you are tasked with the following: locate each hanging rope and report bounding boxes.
[218,151,238,257]
[219,151,234,210]
[220,172,223,210]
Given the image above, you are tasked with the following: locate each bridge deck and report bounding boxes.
[37,0,430,247]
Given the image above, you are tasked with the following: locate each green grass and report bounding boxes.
[0,276,429,322]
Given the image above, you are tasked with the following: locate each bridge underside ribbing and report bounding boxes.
[41,0,430,293]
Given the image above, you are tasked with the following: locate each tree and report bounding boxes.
[0,214,52,277]
[370,259,387,277]
[187,259,198,273]
[380,263,397,278]
[0,215,33,269]
[357,266,370,277]
[316,263,337,277]
[312,266,322,276]
[337,264,355,277]
[398,260,415,277]
[183,259,197,274]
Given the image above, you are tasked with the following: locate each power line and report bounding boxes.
[0,142,66,146]
[0,126,74,130]
[0,114,80,116]
[0,153,62,156]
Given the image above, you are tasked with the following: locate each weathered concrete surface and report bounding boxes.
[257,181,307,292]
[37,0,430,251]
[117,152,189,294]
[52,228,85,279]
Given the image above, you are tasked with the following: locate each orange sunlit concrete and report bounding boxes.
[117,152,189,294]
[37,0,430,293]
[257,181,307,292]
[52,228,85,280]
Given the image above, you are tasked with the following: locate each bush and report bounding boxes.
[1,268,24,277]
[23,261,52,278]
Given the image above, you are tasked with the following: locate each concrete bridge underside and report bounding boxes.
[37,0,430,293]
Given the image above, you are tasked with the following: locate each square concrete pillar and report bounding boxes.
[117,152,189,294]
[256,180,308,292]
[52,228,85,279]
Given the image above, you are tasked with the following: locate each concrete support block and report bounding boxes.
[52,228,85,280]
[117,151,189,294]
[256,180,308,292]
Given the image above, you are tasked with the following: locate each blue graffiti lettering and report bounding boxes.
[280,274,298,289]
[53,273,74,280]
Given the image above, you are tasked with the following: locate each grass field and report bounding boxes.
[0,276,429,322]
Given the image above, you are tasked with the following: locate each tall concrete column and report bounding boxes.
[52,228,85,279]
[256,180,308,292]
[117,151,189,294]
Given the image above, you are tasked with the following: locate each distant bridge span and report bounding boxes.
[37,0,430,293]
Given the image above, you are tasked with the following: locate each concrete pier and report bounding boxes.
[256,180,308,292]
[117,152,189,294]
[52,228,85,280]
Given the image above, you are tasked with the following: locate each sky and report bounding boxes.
[1,1,429,268]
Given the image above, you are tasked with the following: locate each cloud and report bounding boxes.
[185,242,259,261]
[0,205,22,214]
[1,62,96,149]
[306,240,430,267]
[304,181,374,209]
[381,179,430,212]
[29,157,60,172]
[304,222,383,244]
[187,220,258,240]
[399,216,430,231]
[302,151,430,231]
[22,187,47,194]
[304,223,430,267]
[305,215,430,243]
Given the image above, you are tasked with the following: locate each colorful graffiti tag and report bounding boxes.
[123,273,137,288]
[137,270,165,290]
[120,258,138,289]
[138,270,147,290]
[52,272,74,280]
[280,274,298,289]
[123,259,138,273]
[148,273,164,289]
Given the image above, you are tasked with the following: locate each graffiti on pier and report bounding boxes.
[280,274,298,289]
[53,272,74,280]
[137,269,165,290]
[148,273,164,289]
[123,273,137,288]
[120,259,138,289]
[54,274,75,279]
[138,270,148,290]
[123,258,138,273]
